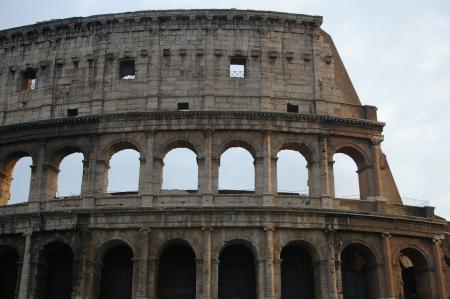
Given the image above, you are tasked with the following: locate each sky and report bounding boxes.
[1,0,450,218]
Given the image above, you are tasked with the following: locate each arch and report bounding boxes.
[397,247,433,299]
[159,139,199,159]
[48,146,85,198]
[102,139,141,161]
[35,241,74,299]
[157,243,196,299]
[0,245,20,299]
[280,243,315,299]
[340,243,380,299]
[276,149,309,195]
[162,147,198,191]
[107,148,140,193]
[334,144,370,169]
[219,147,255,192]
[277,142,314,163]
[218,244,256,299]
[218,139,257,159]
[0,151,33,205]
[98,242,134,299]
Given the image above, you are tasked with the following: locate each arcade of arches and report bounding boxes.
[1,144,372,205]
[0,236,446,299]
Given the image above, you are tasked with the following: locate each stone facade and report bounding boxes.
[0,9,448,299]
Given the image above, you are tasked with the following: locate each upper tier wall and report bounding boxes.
[0,9,374,125]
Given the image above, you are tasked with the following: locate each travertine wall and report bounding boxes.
[0,9,372,125]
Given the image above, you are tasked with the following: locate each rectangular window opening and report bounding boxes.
[287,103,299,113]
[177,102,189,111]
[119,60,136,80]
[229,57,246,78]
[22,68,37,90]
[67,108,78,117]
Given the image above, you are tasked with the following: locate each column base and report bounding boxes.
[82,196,95,208]
[141,194,154,207]
[27,201,40,212]
[202,193,214,207]
[320,195,334,208]
[262,193,275,206]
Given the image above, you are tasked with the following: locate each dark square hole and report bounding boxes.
[22,68,37,90]
[229,57,246,78]
[67,108,78,117]
[119,60,136,80]
[287,103,299,113]
[177,102,189,110]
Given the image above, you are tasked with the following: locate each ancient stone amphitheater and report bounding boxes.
[0,9,448,299]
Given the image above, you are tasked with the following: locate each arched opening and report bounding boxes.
[218,244,256,299]
[277,149,309,195]
[399,248,432,299]
[107,149,140,193]
[99,245,134,299]
[162,148,198,191]
[219,147,255,192]
[36,242,74,299]
[280,244,315,299]
[157,243,196,299]
[333,153,360,199]
[341,244,379,299]
[1,155,32,205]
[0,246,19,299]
[57,152,84,197]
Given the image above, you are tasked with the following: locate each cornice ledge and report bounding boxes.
[0,111,385,133]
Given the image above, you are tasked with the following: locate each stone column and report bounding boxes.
[200,131,214,206]
[73,229,91,299]
[370,137,384,198]
[80,158,90,197]
[257,259,266,299]
[136,229,150,299]
[202,227,213,299]
[29,140,46,210]
[82,134,100,207]
[325,227,338,299]
[264,227,276,299]
[432,238,446,299]
[381,233,395,299]
[147,258,158,299]
[18,232,32,299]
[262,132,275,206]
[139,131,155,207]
[254,156,264,195]
[149,157,164,200]
[318,135,332,203]
[212,258,219,299]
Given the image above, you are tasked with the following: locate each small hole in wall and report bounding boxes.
[119,60,136,80]
[177,102,189,111]
[22,68,37,90]
[229,57,246,78]
[67,109,78,117]
[287,103,299,113]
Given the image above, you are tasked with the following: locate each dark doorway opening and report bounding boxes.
[99,245,134,299]
[218,244,256,299]
[37,242,74,299]
[157,243,196,299]
[281,244,314,299]
[0,246,19,299]
[399,248,432,299]
[341,246,370,299]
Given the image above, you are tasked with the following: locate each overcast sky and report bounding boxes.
[1,0,449,218]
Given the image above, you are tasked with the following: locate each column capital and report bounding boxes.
[381,232,391,239]
[22,231,33,237]
[324,224,335,234]
[432,237,443,245]
[370,136,384,146]
[264,226,275,232]
[202,226,214,231]
[139,227,151,233]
